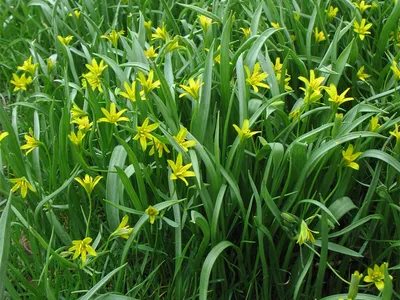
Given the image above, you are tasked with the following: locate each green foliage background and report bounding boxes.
[0,0,400,299]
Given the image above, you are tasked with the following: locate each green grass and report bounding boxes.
[0,0,400,299]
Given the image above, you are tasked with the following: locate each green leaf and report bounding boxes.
[0,193,12,300]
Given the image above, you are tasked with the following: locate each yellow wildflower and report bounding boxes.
[144,46,158,59]
[233,119,261,141]
[391,61,400,80]
[68,130,85,147]
[101,29,124,47]
[348,271,363,300]
[71,116,93,132]
[357,66,370,81]
[137,70,161,96]
[353,1,372,14]
[85,58,108,77]
[214,45,221,64]
[245,62,270,92]
[20,128,42,155]
[10,73,32,92]
[324,84,354,109]
[68,10,81,18]
[289,108,301,119]
[369,116,381,132]
[57,35,73,46]
[69,237,97,263]
[326,6,339,20]
[149,137,170,158]
[71,103,86,120]
[271,22,280,28]
[272,57,292,91]
[240,27,251,38]
[0,131,9,143]
[314,27,326,43]
[97,103,129,126]
[119,81,142,102]
[389,124,400,142]
[198,15,214,32]
[297,220,318,245]
[298,70,326,103]
[364,263,393,291]
[179,77,203,100]
[111,215,133,239]
[152,24,168,41]
[17,56,38,74]
[144,20,152,31]
[173,127,196,152]
[133,118,159,151]
[145,206,159,224]
[74,174,103,196]
[10,177,35,198]
[342,144,363,170]
[166,36,183,53]
[46,57,56,73]
[354,19,372,40]
[167,153,196,186]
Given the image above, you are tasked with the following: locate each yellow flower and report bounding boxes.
[314,27,326,43]
[0,131,9,143]
[111,215,133,239]
[272,58,292,91]
[391,61,400,80]
[75,174,103,196]
[233,119,261,141]
[145,206,159,224]
[119,81,142,102]
[98,103,129,126]
[17,56,38,74]
[137,70,161,96]
[167,153,196,186]
[326,6,339,20]
[364,263,393,291]
[289,108,301,120]
[68,10,81,18]
[71,116,93,132]
[71,103,86,120]
[173,127,196,152]
[214,45,222,64]
[69,237,97,263]
[389,123,400,142]
[342,144,363,170]
[57,35,73,46]
[198,15,214,32]
[324,84,354,109]
[298,70,326,103]
[296,220,318,245]
[149,137,170,158]
[152,24,168,41]
[82,59,108,92]
[133,118,159,151]
[144,46,158,59]
[354,19,372,41]
[144,20,152,31]
[85,58,108,77]
[10,73,32,92]
[10,177,35,198]
[179,77,203,101]
[46,57,56,73]
[68,130,85,147]
[166,36,183,53]
[240,27,251,38]
[357,66,370,81]
[245,62,270,92]
[101,29,124,47]
[353,1,372,14]
[20,128,42,155]
[271,22,280,28]
[369,116,381,132]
